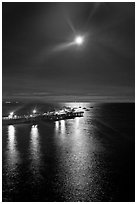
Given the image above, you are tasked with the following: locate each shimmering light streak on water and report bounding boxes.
[7,125,20,173]
[2,125,20,201]
[55,120,66,139]
[30,125,41,178]
[55,121,59,131]
[53,107,101,201]
[60,120,66,135]
[64,117,93,201]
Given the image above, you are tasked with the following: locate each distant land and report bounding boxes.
[2,94,134,103]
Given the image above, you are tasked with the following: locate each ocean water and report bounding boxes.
[2,102,135,201]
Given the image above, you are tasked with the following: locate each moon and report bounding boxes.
[74,35,84,45]
[50,34,85,54]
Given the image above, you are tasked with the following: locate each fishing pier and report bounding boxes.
[2,107,84,125]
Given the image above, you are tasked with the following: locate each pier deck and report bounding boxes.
[2,109,84,125]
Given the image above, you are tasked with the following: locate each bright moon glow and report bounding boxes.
[51,34,85,53]
[74,36,84,45]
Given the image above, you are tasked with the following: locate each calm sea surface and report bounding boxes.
[2,102,135,201]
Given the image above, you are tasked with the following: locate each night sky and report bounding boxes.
[3,2,135,102]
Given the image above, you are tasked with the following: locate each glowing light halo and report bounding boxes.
[74,35,84,45]
[52,34,85,53]
[8,112,14,119]
[49,32,86,55]
[33,109,36,114]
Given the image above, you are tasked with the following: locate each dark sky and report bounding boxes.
[3,2,135,102]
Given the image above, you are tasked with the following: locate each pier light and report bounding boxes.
[8,112,14,119]
[14,115,17,119]
[33,109,36,114]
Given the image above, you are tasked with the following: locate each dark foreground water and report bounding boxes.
[2,102,135,201]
